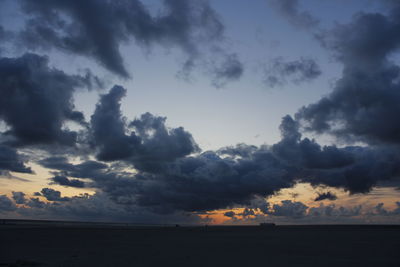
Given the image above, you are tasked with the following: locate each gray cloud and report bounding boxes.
[40,188,70,202]
[273,116,400,194]
[16,0,225,78]
[39,146,296,213]
[297,4,400,145]
[39,157,108,179]
[7,192,397,225]
[0,145,31,173]
[263,57,321,88]
[11,191,26,204]
[225,201,374,225]
[0,53,93,147]
[223,211,236,218]
[314,192,337,201]
[266,200,308,218]
[0,25,6,42]
[35,114,400,215]
[371,202,400,216]
[50,175,86,188]
[0,195,16,212]
[211,53,244,88]
[26,197,45,208]
[90,85,138,161]
[17,192,207,224]
[90,86,200,170]
[272,115,354,171]
[240,207,256,217]
[0,25,13,53]
[268,0,319,29]
[308,204,362,218]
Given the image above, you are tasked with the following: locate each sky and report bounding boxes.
[0,0,399,225]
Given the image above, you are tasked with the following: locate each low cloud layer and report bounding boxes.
[12,191,206,224]
[31,100,400,216]
[0,68,400,223]
[223,200,400,224]
[3,189,399,224]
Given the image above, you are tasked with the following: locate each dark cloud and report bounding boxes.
[314,192,337,201]
[23,107,400,218]
[257,201,363,222]
[129,112,200,169]
[371,202,400,216]
[218,144,258,159]
[297,4,400,145]
[373,203,389,216]
[273,116,400,194]
[308,203,362,218]
[266,200,308,218]
[265,3,400,197]
[223,208,256,218]
[225,201,398,225]
[26,197,45,208]
[0,145,31,173]
[272,115,354,170]
[12,191,26,204]
[249,197,270,214]
[10,193,397,225]
[32,114,400,215]
[17,0,225,78]
[263,57,321,88]
[240,208,255,217]
[223,211,236,218]
[90,85,140,161]
[210,53,244,88]
[268,0,319,29]
[0,25,13,52]
[90,86,200,169]
[39,157,108,178]
[0,53,93,147]
[124,149,296,213]
[0,195,16,212]
[40,188,70,202]
[16,192,207,224]
[50,175,86,188]
[0,25,6,42]
[308,204,335,217]
[36,146,297,214]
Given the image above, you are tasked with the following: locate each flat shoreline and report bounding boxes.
[1,218,399,229]
[1,221,399,266]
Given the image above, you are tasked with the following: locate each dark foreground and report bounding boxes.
[0,222,399,267]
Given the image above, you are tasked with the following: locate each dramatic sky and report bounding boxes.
[0,0,400,225]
